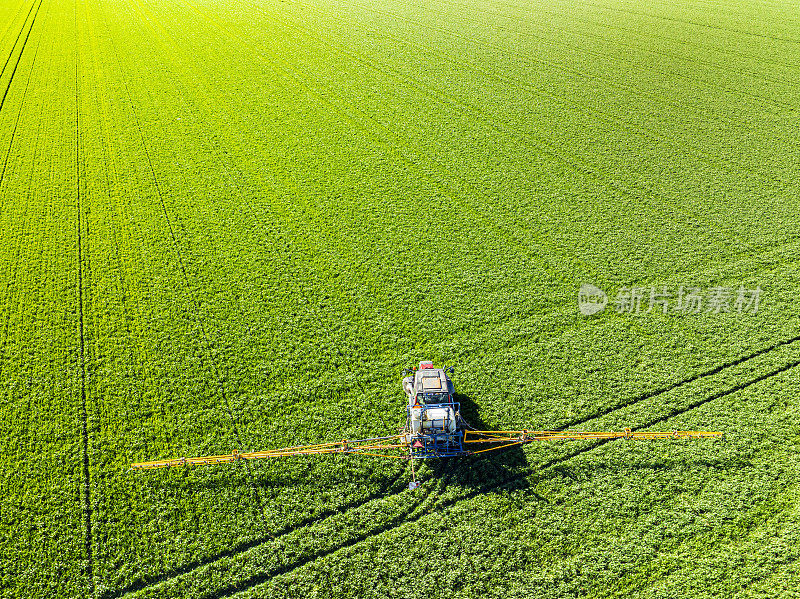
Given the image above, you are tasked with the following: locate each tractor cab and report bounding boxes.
[402,361,464,458]
[407,361,455,406]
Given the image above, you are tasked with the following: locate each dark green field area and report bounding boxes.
[1,0,799,596]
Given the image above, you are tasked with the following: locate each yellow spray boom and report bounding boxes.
[131,362,723,489]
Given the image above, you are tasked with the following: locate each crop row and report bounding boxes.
[236,0,797,249]
[124,354,800,597]
[3,0,799,596]
[295,0,800,173]
[0,1,93,596]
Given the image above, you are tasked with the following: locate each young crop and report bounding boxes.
[0,0,797,597]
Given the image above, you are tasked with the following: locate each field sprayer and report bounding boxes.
[131,361,723,488]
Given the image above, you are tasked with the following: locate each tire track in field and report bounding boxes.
[415,0,800,88]
[0,0,36,83]
[103,471,412,599]
[0,16,44,379]
[89,0,351,552]
[641,357,800,429]
[532,0,800,76]
[285,0,791,194]
[197,478,525,599]
[0,9,42,197]
[194,484,453,599]
[74,2,95,590]
[121,466,453,598]
[579,0,800,45]
[86,1,415,582]
[559,334,800,431]
[214,1,759,264]
[0,0,43,198]
[444,0,800,70]
[323,0,798,164]
[318,0,797,119]
[0,1,30,60]
[111,0,411,449]
[118,340,794,598]
[0,0,42,118]
[195,357,799,599]
[121,331,798,596]
[174,0,799,377]
[339,0,800,177]
[96,2,799,594]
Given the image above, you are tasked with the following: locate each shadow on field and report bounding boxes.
[423,392,531,492]
[109,395,538,599]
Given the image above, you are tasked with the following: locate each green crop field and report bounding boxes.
[1,0,799,596]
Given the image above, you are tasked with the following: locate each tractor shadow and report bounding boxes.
[424,392,531,492]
